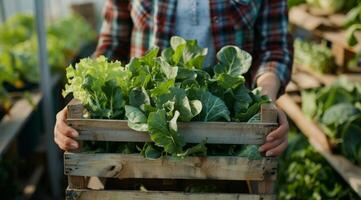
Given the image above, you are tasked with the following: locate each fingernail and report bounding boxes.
[72,131,79,137]
[71,142,78,149]
[258,146,264,152]
[267,136,274,142]
[266,151,274,157]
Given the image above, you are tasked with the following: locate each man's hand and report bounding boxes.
[259,108,288,156]
[256,72,289,156]
[54,107,79,150]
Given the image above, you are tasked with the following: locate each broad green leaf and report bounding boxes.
[125,105,148,132]
[140,143,162,159]
[322,103,360,126]
[169,110,180,133]
[195,90,230,122]
[148,110,185,154]
[233,85,253,114]
[214,45,252,76]
[216,73,245,89]
[342,123,361,163]
[190,100,202,117]
[141,47,159,66]
[159,58,178,79]
[150,79,174,97]
[129,87,150,107]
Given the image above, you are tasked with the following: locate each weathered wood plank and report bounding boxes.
[67,119,277,145]
[68,176,89,189]
[0,92,42,155]
[251,105,278,196]
[64,153,277,181]
[65,188,274,200]
[292,73,321,90]
[320,151,361,197]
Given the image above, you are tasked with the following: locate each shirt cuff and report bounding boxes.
[253,61,291,98]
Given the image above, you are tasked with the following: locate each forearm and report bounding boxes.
[256,72,280,102]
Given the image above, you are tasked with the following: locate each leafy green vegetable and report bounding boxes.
[294,39,336,74]
[63,56,130,119]
[277,129,360,200]
[148,110,185,154]
[125,105,148,131]
[301,77,361,165]
[65,36,270,158]
[0,14,34,47]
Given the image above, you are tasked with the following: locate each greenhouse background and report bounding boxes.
[0,0,361,200]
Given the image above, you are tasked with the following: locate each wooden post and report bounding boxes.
[248,104,278,197]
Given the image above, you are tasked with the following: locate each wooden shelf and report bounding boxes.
[289,4,361,71]
[277,94,361,197]
[0,72,62,156]
[0,92,42,156]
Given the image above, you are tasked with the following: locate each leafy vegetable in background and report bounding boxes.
[0,13,96,83]
[0,13,96,112]
[344,2,361,46]
[64,36,270,158]
[301,77,361,165]
[294,39,336,74]
[305,0,344,14]
[0,14,34,47]
[277,128,360,200]
[0,50,19,111]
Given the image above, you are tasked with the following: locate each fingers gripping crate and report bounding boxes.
[64,100,278,200]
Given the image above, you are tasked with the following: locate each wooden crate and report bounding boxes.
[64,100,278,200]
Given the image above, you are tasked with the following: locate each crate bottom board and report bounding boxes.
[66,188,274,200]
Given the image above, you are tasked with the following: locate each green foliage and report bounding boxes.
[277,130,360,200]
[0,13,96,111]
[301,78,361,165]
[65,36,270,158]
[0,14,34,47]
[305,0,344,14]
[294,39,336,74]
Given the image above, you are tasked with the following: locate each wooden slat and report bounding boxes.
[319,151,361,197]
[64,153,277,181]
[0,92,42,155]
[67,119,276,145]
[285,81,299,93]
[294,64,336,86]
[65,188,274,200]
[289,5,327,31]
[292,73,321,90]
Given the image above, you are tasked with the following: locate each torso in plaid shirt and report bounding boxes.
[94,0,293,94]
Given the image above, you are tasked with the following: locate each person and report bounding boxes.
[54,0,293,157]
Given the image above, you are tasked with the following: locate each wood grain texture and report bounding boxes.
[64,153,277,181]
[67,119,277,144]
[65,188,274,200]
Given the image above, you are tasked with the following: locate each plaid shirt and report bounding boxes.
[94,0,293,95]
